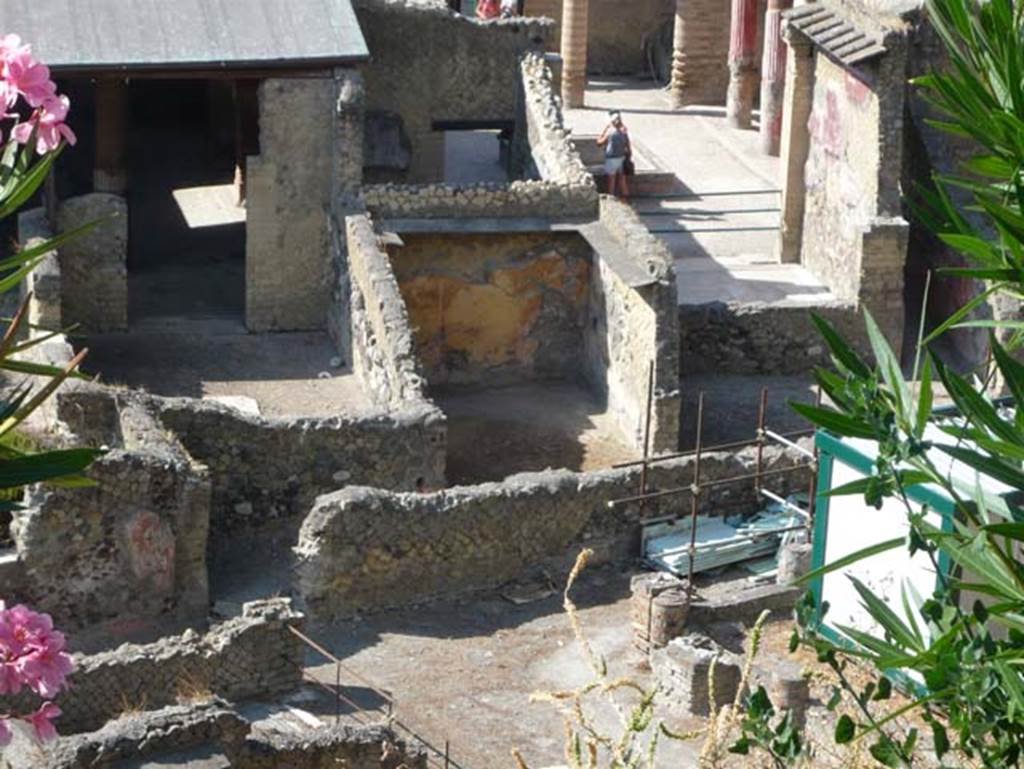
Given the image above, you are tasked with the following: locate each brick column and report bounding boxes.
[758,0,792,154]
[726,0,760,128]
[775,29,814,263]
[93,78,127,194]
[560,0,589,108]
[668,0,693,107]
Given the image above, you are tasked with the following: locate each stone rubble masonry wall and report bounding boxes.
[327,70,368,361]
[54,193,127,333]
[590,197,681,452]
[516,53,595,188]
[12,700,426,769]
[247,71,346,332]
[0,600,305,739]
[55,385,446,545]
[346,213,442,412]
[389,231,592,387]
[650,635,743,717]
[364,180,597,220]
[16,208,62,332]
[678,300,872,375]
[11,396,211,632]
[294,443,809,619]
[355,0,552,182]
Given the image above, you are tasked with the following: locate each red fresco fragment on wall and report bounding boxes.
[126,511,175,594]
[808,88,844,158]
[844,70,872,106]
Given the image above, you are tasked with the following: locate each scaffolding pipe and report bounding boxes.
[764,428,815,459]
[755,387,768,492]
[685,392,706,596]
[611,429,815,470]
[606,462,814,508]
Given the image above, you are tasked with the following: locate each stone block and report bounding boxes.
[652,634,743,717]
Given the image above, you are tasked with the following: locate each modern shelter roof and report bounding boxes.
[0,0,369,74]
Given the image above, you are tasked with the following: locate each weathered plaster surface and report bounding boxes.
[390,232,592,387]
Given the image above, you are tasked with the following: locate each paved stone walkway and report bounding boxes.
[564,79,836,307]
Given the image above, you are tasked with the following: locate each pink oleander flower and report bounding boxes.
[0,603,74,699]
[1,39,54,108]
[12,95,76,154]
[26,703,60,742]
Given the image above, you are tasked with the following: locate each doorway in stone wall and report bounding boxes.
[126,79,256,331]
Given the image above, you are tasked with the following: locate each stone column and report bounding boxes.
[758,0,792,154]
[668,0,691,108]
[726,0,760,128]
[93,78,128,194]
[775,29,814,263]
[560,0,589,108]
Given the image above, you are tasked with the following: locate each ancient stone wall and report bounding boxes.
[800,48,908,352]
[588,197,680,452]
[515,53,595,187]
[247,71,354,332]
[389,231,592,387]
[11,399,211,632]
[0,600,304,738]
[55,193,127,333]
[364,180,596,220]
[346,213,440,412]
[678,300,870,374]
[356,0,552,182]
[56,386,447,545]
[294,443,810,619]
[11,700,425,769]
[16,208,62,331]
[523,0,675,76]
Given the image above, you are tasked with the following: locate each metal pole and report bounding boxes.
[639,361,655,512]
[685,392,705,599]
[607,463,815,507]
[336,662,341,726]
[445,740,450,769]
[807,385,822,528]
[755,387,768,493]
[611,429,814,470]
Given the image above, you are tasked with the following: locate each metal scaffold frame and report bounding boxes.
[607,367,820,598]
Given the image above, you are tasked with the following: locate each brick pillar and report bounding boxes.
[668,0,691,108]
[560,0,589,108]
[775,30,814,263]
[758,0,792,154]
[93,78,127,194]
[726,0,760,128]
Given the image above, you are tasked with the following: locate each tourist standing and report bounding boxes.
[597,111,631,198]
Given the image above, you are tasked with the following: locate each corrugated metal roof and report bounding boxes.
[0,0,369,73]
[784,4,887,67]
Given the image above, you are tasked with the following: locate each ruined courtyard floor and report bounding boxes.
[302,566,808,769]
[436,382,639,485]
[563,80,835,308]
[81,326,370,419]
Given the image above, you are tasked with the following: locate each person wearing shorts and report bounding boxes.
[597,111,631,198]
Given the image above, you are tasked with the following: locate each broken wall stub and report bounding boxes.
[13,700,426,769]
[55,193,128,333]
[346,213,440,412]
[364,180,597,220]
[247,70,359,332]
[293,443,810,619]
[355,0,552,182]
[0,600,304,737]
[800,33,909,353]
[16,208,62,332]
[651,635,743,717]
[587,197,680,453]
[10,398,210,632]
[390,231,592,388]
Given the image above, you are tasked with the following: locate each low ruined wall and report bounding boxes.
[346,213,438,411]
[56,386,447,542]
[0,599,304,736]
[356,0,552,181]
[13,700,425,769]
[515,53,595,187]
[55,193,127,333]
[11,399,211,632]
[16,208,62,331]
[294,444,810,619]
[364,180,596,220]
[586,197,680,452]
[678,300,870,375]
[389,231,592,387]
